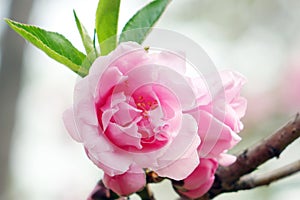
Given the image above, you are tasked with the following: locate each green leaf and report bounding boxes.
[73,10,98,69]
[5,19,88,77]
[73,10,97,55]
[119,0,170,44]
[95,0,121,56]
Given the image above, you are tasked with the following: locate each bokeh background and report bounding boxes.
[0,0,300,199]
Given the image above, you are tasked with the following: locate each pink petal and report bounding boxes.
[155,114,200,180]
[177,158,217,199]
[156,147,199,180]
[81,125,133,176]
[82,125,111,152]
[86,149,125,176]
[97,67,127,101]
[82,127,133,176]
[103,165,146,196]
[113,102,142,127]
[187,76,212,106]
[109,42,149,74]
[101,107,118,131]
[73,77,98,126]
[99,92,126,131]
[217,153,237,166]
[63,108,82,142]
[220,70,247,103]
[178,177,215,199]
[88,42,145,89]
[231,96,247,120]
[149,50,186,74]
[182,158,218,190]
[189,109,241,158]
[122,65,197,110]
[106,120,143,150]
[88,149,132,176]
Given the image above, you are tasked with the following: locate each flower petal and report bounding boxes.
[216,153,237,166]
[177,158,217,199]
[181,158,218,190]
[155,114,200,180]
[188,109,241,158]
[103,164,146,196]
[73,77,98,126]
[122,65,197,110]
[220,70,247,103]
[63,108,82,142]
[106,120,143,150]
[149,50,186,74]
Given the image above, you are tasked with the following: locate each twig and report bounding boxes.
[235,160,300,190]
[205,113,300,199]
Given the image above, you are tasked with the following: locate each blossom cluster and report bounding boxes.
[63,42,246,198]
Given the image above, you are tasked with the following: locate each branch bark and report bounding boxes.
[202,113,300,199]
[235,159,300,190]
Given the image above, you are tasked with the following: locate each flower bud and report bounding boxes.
[174,158,218,199]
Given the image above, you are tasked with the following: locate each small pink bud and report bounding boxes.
[103,165,146,196]
[174,158,218,199]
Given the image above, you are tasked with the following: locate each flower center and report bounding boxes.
[136,95,158,117]
[129,85,173,152]
[134,95,160,137]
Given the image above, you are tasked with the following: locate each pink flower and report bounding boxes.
[174,158,218,199]
[103,165,146,196]
[63,41,246,196]
[187,70,246,166]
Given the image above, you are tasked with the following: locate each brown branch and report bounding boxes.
[235,159,300,190]
[205,113,300,199]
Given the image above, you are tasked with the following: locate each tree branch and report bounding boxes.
[235,159,300,190]
[205,113,300,199]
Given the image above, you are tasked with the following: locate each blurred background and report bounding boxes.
[0,0,300,199]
